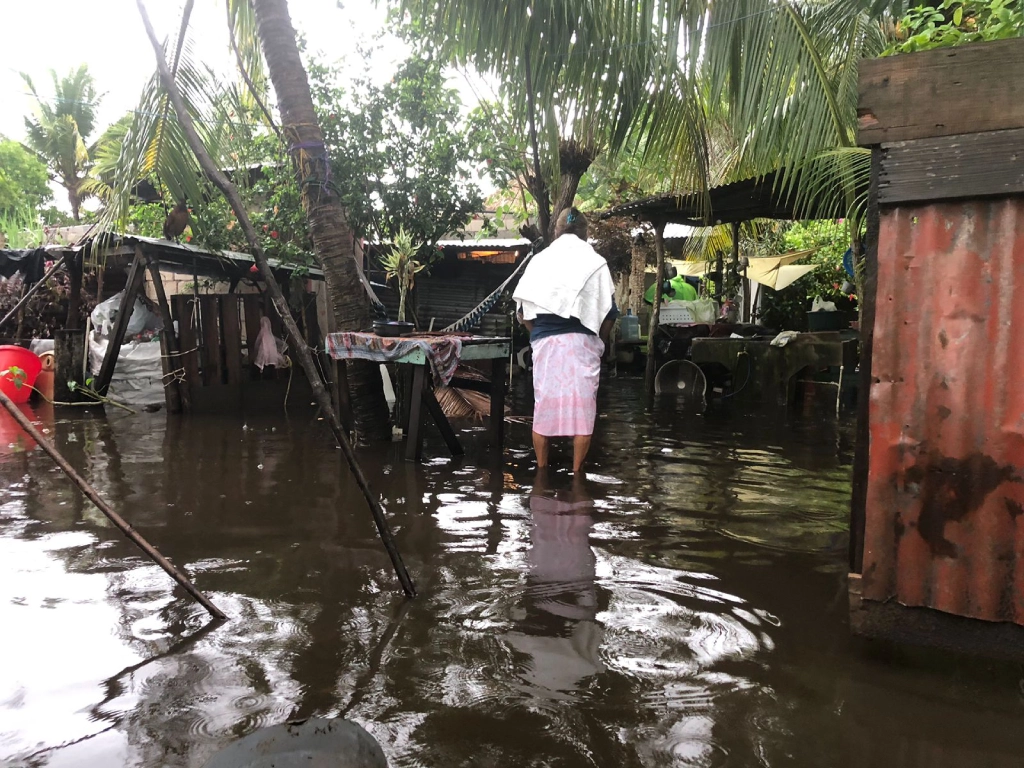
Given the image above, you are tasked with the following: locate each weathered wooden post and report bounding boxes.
[144,249,189,413]
[644,219,667,396]
[53,329,87,403]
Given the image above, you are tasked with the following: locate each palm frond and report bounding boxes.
[691,1,892,206]
[95,36,232,236]
[226,0,276,133]
[397,0,690,195]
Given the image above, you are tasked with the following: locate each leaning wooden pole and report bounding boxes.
[143,250,188,413]
[94,247,147,398]
[0,389,226,619]
[644,220,667,395]
[137,0,415,597]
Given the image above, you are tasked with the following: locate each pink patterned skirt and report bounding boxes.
[531,333,605,437]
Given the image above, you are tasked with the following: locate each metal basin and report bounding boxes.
[202,718,388,768]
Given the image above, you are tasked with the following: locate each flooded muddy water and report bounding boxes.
[2,377,1024,767]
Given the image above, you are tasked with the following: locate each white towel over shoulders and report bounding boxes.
[513,234,614,335]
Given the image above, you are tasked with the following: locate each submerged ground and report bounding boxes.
[2,377,1023,767]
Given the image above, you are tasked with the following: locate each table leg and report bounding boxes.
[490,357,507,453]
[405,364,426,462]
[400,365,414,433]
[422,385,464,456]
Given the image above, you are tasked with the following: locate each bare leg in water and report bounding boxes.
[533,431,550,468]
[573,434,592,474]
[534,433,592,473]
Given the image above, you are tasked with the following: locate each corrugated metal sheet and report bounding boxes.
[863,198,1024,624]
[374,263,515,332]
[437,237,531,248]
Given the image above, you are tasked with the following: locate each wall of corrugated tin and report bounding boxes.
[862,197,1024,624]
[374,261,516,332]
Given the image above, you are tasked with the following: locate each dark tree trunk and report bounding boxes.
[526,138,597,244]
[251,0,389,438]
[548,138,598,238]
[69,188,81,223]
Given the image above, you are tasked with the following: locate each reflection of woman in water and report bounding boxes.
[505,471,605,695]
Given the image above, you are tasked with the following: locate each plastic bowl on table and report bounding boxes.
[0,345,42,404]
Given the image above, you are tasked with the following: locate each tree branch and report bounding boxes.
[136,0,416,597]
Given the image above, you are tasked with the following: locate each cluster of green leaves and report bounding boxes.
[97,40,484,282]
[758,220,857,331]
[0,140,52,223]
[315,50,485,252]
[886,0,1024,54]
[0,210,44,250]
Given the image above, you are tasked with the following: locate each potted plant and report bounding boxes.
[380,227,426,324]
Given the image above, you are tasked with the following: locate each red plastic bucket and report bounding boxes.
[0,345,42,404]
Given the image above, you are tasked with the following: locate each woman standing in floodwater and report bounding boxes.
[514,208,617,473]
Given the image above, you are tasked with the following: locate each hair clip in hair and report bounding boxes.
[566,212,577,223]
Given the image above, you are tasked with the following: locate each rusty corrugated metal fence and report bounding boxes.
[862,198,1024,623]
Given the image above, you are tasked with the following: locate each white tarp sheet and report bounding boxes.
[88,337,165,407]
[88,291,166,407]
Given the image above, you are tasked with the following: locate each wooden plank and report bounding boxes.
[173,295,201,395]
[145,254,187,413]
[858,38,1024,145]
[878,128,1024,205]
[157,329,175,413]
[405,364,427,462]
[304,292,322,350]
[53,329,87,402]
[849,148,880,575]
[221,295,244,386]
[198,295,223,386]
[95,248,146,397]
[489,357,506,454]
[421,384,464,456]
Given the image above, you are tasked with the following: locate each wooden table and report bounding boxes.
[326,333,511,462]
[689,333,857,405]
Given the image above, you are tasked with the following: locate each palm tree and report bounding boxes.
[97,1,387,434]
[397,0,903,224]
[22,65,100,222]
[397,0,711,242]
[246,0,390,434]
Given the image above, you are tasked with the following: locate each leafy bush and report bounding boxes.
[0,266,97,338]
[886,0,1023,54]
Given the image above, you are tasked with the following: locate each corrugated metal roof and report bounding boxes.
[436,237,531,248]
[79,232,324,279]
[602,170,859,225]
[862,198,1024,624]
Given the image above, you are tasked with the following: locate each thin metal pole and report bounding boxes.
[0,389,226,620]
[0,258,67,328]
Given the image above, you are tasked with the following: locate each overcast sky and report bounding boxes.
[0,0,401,142]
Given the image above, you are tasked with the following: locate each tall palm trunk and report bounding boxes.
[251,0,388,437]
[69,188,81,223]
